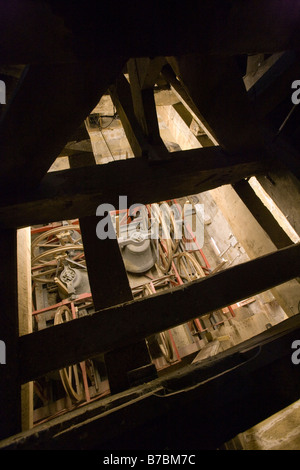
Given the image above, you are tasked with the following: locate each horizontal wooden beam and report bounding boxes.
[2,313,300,449]
[0,1,299,64]
[18,242,300,383]
[0,147,270,229]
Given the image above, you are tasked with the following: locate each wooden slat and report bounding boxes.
[0,1,299,63]
[0,229,21,439]
[18,242,300,383]
[0,60,125,193]
[0,147,270,229]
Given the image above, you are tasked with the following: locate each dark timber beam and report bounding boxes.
[161,64,216,147]
[69,148,153,394]
[0,1,299,63]
[168,54,264,154]
[0,60,125,193]
[0,147,270,229]
[0,229,21,440]
[18,242,300,384]
[256,167,300,237]
[109,74,151,158]
[233,179,293,249]
[127,58,169,160]
[3,313,300,450]
[68,151,133,310]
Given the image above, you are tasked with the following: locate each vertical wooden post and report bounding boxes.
[17,227,33,431]
[69,138,155,395]
[0,229,21,439]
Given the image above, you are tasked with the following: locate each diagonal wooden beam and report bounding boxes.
[0,60,125,193]
[18,242,300,383]
[0,147,270,229]
[168,54,265,154]
[233,179,293,249]
[0,229,21,440]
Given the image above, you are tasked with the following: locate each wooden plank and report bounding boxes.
[0,147,271,229]
[0,60,125,193]
[168,54,264,154]
[18,242,300,383]
[1,1,299,63]
[0,229,21,439]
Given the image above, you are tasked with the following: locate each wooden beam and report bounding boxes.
[3,313,300,450]
[130,57,166,90]
[1,1,299,63]
[256,168,300,238]
[243,52,285,91]
[247,51,300,121]
[0,229,21,439]
[233,179,293,249]
[210,184,300,316]
[161,63,217,146]
[0,147,270,229]
[168,54,264,154]
[127,58,168,159]
[109,74,148,158]
[79,215,133,309]
[68,143,132,309]
[18,242,300,383]
[69,145,152,394]
[0,60,125,193]
[17,228,33,432]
